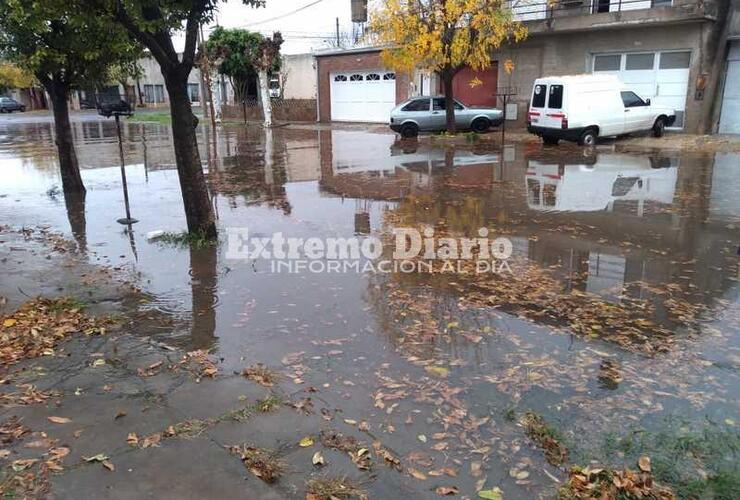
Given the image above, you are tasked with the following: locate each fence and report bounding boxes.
[509,0,672,21]
[222,98,317,123]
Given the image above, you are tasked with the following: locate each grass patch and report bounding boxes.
[594,417,739,499]
[220,394,284,422]
[521,411,568,465]
[229,444,284,483]
[129,112,172,124]
[254,394,283,413]
[305,477,367,500]
[155,231,217,249]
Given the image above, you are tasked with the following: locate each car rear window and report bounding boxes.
[548,85,563,109]
[531,84,546,108]
[402,99,430,112]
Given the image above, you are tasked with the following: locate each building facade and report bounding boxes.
[498,0,731,134]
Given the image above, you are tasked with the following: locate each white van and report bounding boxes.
[526,74,676,146]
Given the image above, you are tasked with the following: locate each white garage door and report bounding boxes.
[593,51,691,128]
[719,42,740,134]
[330,71,396,123]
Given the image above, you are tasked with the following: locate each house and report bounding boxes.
[314,46,498,123]
[499,0,732,134]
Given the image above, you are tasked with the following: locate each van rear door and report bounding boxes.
[541,84,566,129]
[529,82,547,127]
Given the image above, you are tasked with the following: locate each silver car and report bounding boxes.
[390,96,503,137]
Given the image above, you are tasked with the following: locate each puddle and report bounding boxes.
[1,116,738,498]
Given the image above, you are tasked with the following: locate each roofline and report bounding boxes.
[314,45,391,57]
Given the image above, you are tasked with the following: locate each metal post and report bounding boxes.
[115,115,138,225]
[501,94,507,145]
[336,18,340,47]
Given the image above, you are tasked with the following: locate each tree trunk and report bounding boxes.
[163,73,217,239]
[442,70,456,133]
[258,70,273,127]
[45,79,85,194]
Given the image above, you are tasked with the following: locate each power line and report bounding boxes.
[220,0,327,29]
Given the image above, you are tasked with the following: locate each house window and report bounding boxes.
[188,83,200,103]
[349,74,364,81]
[383,73,396,80]
[625,53,655,70]
[366,73,380,81]
[143,84,165,103]
[594,54,621,71]
[659,51,690,69]
[334,75,347,82]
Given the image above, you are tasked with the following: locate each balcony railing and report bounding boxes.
[509,0,673,22]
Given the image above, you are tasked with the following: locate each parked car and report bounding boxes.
[0,97,26,113]
[526,74,676,146]
[390,96,503,138]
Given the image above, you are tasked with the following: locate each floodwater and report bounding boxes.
[1,115,738,498]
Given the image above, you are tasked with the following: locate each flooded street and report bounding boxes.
[1,115,738,498]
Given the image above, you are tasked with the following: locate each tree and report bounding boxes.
[370,0,527,132]
[205,27,281,127]
[0,1,141,194]
[103,1,265,239]
[249,32,282,127]
[0,62,35,94]
[205,26,263,124]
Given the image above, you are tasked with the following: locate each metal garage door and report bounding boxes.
[330,71,396,123]
[719,42,740,134]
[593,50,691,128]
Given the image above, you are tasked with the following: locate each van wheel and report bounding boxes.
[579,128,598,147]
[542,136,559,146]
[652,117,666,138]
[471,118,490,133]
[400,123,419,138]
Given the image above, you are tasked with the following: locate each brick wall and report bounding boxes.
[316,50,410,122]
[222,99,317,122]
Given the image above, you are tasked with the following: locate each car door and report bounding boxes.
[402,98,432,130]
[620,91,650,132]
[431,98,464,130]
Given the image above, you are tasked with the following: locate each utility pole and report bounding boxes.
[336,17,340,47]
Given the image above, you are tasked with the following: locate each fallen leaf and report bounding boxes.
[478,487,503,500]
[299,436,314,447]
[418,434,427,443]
[102,460,115,471]
[435,485,458,495]
[515,471,529,480]
[343,419,357,425]
[3,319,17,328]
[83,453,109,463]
[311,451,324,466]
[408,468,427,480]
[425,366,449,378]
[92,359,105,367]
[141,434,161,448]
[47,416,71,424]
[638,456,651,472]
[126,433,139,446]
[114,411,127,420]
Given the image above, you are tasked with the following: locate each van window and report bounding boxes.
[532,84,546,108]
[620,91,647,108]
[548,85,564,109]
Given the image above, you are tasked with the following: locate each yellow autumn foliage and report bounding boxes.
[0,62,36,90]
[369,0,527,74]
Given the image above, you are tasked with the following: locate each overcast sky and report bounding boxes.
[188,0,370,55]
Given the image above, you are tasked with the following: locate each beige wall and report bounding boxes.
[281,53,317,99]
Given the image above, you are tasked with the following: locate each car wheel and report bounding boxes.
[652,117,666,138]
[19,106,25,112]
[471,118,490,133]
[400,123,419,139]
[542,136,559,146]
[578,128,598,147]
[0,108,5,114]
